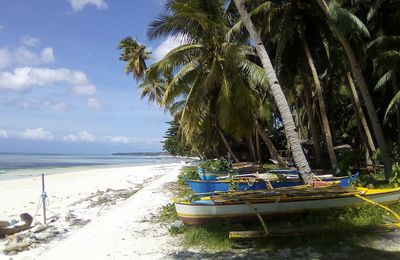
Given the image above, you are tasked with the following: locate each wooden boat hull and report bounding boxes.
[175,188,400,225]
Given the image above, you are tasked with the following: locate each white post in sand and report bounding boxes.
[41,174,47,224]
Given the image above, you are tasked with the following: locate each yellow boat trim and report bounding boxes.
[177,187,400,204]
[177,199,400,219]
[354,193,400,222]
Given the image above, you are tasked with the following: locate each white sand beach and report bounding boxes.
[0,163,183,259]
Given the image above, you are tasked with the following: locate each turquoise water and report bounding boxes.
[0,153,182,180]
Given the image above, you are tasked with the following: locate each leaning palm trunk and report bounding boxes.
[316,0,392,178]
[233,0,313,183]
[346,72,377,154]
[248,138,257,162]
[255,128,262,162]
[300,29,337,169]
[256,125,286,167]
[216,125,239,163]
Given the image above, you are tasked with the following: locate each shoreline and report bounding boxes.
[0,163,183,259]
[0,154,188,181]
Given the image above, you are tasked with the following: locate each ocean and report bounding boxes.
[0,153,183,180]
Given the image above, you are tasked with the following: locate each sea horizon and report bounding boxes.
[0,152,183,181]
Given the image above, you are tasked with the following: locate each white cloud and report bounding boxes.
[3,98,69,111]
[63,131,97,142]
[105,136,130,144]
[42,100,69,111]
[154,35,185,60]
[13,46,55,66]
[0,38,55,69]
[4,98,37,109]
[21,35,40,47]
[87,97,103,109]
[68,0,108,12]
[14,46,40,66]
[72,84,96,95]
[63,131,161,145]
[0,67,96,94]
[50,101,68,111]
[40,48,55,63]
[0,48,11,70]
[0,129,8,138]
[20,128,54,141]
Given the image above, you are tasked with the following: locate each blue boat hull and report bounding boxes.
[187,180,267,193]
[198,171,227,181]
[187,174,358,193]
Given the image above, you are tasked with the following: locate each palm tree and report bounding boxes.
[147,0,293,165]
[298,22,337,169]
[315,0,393,178]
[232,0,313,183]
[369,36,400,143]
[118,37,152,81]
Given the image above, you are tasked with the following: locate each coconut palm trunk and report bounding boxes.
[255,128,261,162]
[256,125,286,167]
[300,28,337,169]
[298,67,322,166]
[216,124,239,163]
[248,138,257,162]
[233,0,312,182]
[346,72,377,154]
[316,0,393,178]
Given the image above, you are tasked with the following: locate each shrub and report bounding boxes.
[199,158,232,172]
[178,166,199,185]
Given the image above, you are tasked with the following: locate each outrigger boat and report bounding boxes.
[175,186,400,225]
[187,173,359,193]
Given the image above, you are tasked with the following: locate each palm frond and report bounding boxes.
[385,90,400,121]
[328,2,370,39]
[374,70,393,91]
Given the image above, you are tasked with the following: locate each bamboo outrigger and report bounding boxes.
[174,186,400,225]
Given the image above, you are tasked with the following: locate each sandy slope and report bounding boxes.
[0,163,182,260]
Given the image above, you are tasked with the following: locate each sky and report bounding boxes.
[0,0,182,154]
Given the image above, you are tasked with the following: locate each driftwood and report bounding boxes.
[0,213,33,236]
[3,241,31,255]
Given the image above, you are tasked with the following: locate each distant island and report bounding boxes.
[111,152,168,156]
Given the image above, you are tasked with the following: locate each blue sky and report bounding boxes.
[0,0,181,154]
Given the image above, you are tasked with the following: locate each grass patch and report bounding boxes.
[181,221,240,250]
[159,203,177,222]
[175,203,400,251]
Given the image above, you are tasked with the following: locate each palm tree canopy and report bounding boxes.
[118,37,152,81]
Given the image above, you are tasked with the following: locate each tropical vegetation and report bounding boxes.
[119,0,400,179]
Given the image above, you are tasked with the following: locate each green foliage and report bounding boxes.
[181,221,235,250]
[199,158,232,172]
[118,37,151,81]
[352,171,392,188]
[338,150,362,174]
[162,118,192,157]
[177,166,199,185]
[388,162,400,187]
[159,203,178,222]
